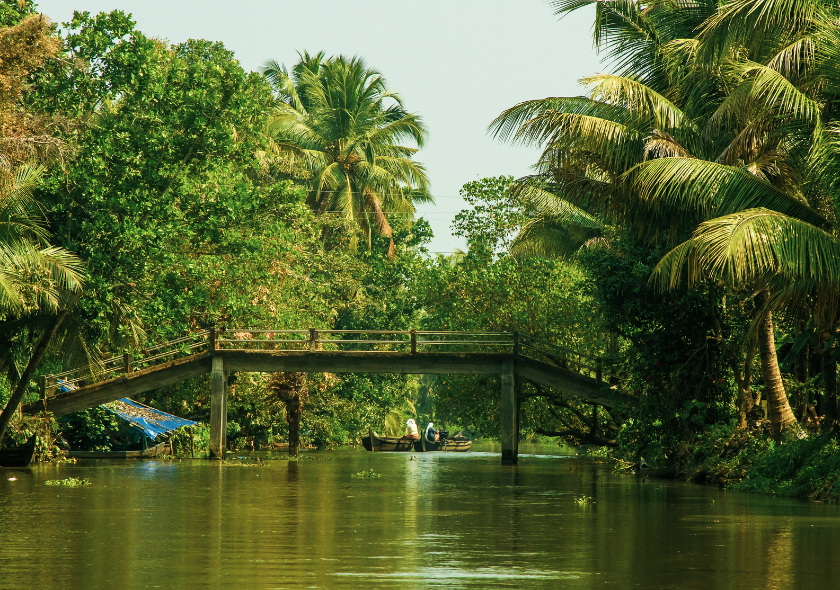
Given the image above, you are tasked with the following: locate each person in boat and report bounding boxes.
[425,422,438,442]
[404,419,419,440]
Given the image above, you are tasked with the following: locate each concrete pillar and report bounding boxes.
[501,358,519,465]
[209,356,226,460]
[222,371,228,451]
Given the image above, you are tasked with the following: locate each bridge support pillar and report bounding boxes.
[501,358,520,465]
[209,356,227,460]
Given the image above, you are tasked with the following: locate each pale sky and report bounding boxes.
[36,0,601,253]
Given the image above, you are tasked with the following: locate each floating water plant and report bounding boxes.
[222,462,270,467]
[45,477,91,487]
[352,469,382,479]
[575,495,594,505]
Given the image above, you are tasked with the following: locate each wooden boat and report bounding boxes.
[638,458,677,478]
[361,429,417,452]
[0,434,37,467]
[67,440,171,459]
[420,436,472,452]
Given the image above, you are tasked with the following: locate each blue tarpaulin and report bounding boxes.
[105,398,199,441]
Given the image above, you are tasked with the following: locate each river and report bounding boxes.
[1,443,838,589]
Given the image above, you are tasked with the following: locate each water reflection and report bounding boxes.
[0,445,839,589]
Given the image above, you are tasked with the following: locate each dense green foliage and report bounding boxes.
[487,0,840,492]
[3,0,840,499]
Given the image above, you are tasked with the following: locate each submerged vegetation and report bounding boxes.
[45,477,90,487]
[351,469,382,479]
[2,0,840,499]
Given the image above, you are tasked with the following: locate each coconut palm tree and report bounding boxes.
[263,53,431,257]
[0,164,86,443]
[0,15,87,443]
[492,0,840,435]
[648,0,840,432]
[0,164,84,314]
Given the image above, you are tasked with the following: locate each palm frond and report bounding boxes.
[582,74,693,131]
[626,157,829,228]
[651,208,840,291]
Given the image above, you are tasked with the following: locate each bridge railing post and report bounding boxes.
[208,327,217,352]
[410,329,417,354]
[309,327,317,352]
[123,353,132,375]
[513,331,520,357]
[39,375,46,400]
[596,357,603,384]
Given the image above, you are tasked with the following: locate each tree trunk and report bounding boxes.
[287,396,302,458]
[794,316,809,383]
[734,339,757,429]
[0,311,67,444]
[268,371,308,458]
[822,344,838,430]
[755,290,797,438]
[803,344,821,421]
[736,382,754,429]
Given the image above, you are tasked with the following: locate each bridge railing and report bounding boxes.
[39,330,211,399]
[216,328,516,354]
[39,327,619,399]
[218,328,620,383]
[517,334,621,384]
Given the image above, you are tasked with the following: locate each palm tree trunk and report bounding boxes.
[755,290,797,438]
[0,310,67,444]
[364,192,396,258]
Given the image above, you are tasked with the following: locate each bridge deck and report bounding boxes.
[24,329,630,464]
[25,350,628,418]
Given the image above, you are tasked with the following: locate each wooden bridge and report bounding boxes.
[24,329,630,464]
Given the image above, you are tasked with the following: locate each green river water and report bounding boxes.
[1,442,838,590]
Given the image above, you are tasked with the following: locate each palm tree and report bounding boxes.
[0,164,84,314]
[0,14,86,443]
[491,0,840,435]
[0,164,85,443]
[263,53,431,257]
[649,0,840,433]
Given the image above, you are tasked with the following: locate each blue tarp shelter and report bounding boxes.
[105,398,199,441]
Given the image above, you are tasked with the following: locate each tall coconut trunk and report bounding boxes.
[364,191,396,259]
[755,289,797,438]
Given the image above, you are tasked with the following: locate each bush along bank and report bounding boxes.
[677,423,840,501]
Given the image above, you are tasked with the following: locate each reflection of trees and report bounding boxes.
[765,526,793,590]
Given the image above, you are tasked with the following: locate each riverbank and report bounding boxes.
[678,425,840,501]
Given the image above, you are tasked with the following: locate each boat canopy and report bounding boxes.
[105,398,198,440]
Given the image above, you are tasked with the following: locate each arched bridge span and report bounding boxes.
[24,329,631,464]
